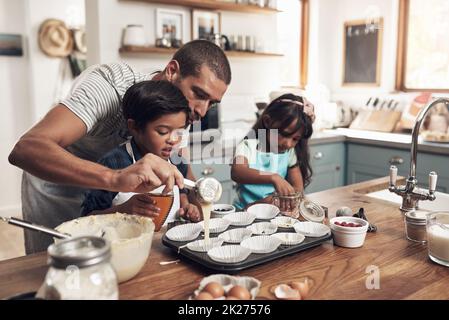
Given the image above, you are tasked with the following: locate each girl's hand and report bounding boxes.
[117,194,160,218]
[271,174,295,195]
[271,174,296,213]
[178,203,202,222]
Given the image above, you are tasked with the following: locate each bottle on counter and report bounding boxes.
[404,210,428,244]
[40,236,118,300]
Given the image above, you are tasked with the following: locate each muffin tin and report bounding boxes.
[162,206,332,272]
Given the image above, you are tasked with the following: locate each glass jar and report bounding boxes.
[426,212,449,267]
[404,210,428,243]
[41,236,118,300]
[271,192,303,219]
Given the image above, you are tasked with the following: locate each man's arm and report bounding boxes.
[9,105,183,192]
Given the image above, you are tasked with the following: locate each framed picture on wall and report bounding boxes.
[191,9,221,40]
[0,33,23,56]
[156,8,186,44]
[342,18,383,86]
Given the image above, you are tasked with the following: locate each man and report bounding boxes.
[9,40,232,254]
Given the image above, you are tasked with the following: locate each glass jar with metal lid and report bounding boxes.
[271,192,325,223]
[404,210,429,243]
[41,236,118,300]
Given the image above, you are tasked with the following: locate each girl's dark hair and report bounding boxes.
[252,93,314,188]
[122,80,190,130]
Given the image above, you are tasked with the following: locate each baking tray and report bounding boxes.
[162,221,332,273]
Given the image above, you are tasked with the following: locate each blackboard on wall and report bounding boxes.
[343,19,383,86]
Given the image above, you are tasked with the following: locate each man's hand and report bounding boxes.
[178,203,202,222]
[110,153,184,193]
[116,194,160,218]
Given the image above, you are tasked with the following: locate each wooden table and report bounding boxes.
[1,177,449,300]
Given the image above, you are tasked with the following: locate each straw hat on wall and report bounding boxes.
[38,19,74,57]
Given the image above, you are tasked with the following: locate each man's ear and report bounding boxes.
[127,119,139,136]
[165,60,181,82]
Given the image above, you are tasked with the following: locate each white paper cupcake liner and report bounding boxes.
[294,221,330,238]
[240,235,282,254]
[187,238,224,252]
[247,204,280,220]
[207,245,251,264]
[224,211,256,226]
[270,216,299,228]
[218,228,253,244]
[271,232,305,246]
[165,223,202,242]
[246,222,278,235]
[199,218,231,234]
[192,274,261,300]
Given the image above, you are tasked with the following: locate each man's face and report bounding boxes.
[174,65,228,121]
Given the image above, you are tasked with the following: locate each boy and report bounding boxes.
[81,80,201,223]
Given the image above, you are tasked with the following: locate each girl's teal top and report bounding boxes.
[233,139,297,209]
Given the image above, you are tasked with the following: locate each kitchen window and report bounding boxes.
[396,0,449,92]
[277,0,309,88]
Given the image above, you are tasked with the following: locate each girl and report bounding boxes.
[231,94,314,210]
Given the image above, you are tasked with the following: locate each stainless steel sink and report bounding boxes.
[366,189,449,211]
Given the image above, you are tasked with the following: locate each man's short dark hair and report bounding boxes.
[172,40,231,85]
[122,80,190,130]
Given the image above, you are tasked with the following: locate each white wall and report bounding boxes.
[85,0,301,121]
[0,0,85,217]
[27,0,85,122]
[308,0,414,110]
[0,0,30,217]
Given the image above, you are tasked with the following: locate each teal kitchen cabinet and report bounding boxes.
[347,143,449,192]
[306,142,346,193]
[189,161,237,204]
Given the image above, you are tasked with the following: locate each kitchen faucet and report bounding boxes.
[388,98,449,213]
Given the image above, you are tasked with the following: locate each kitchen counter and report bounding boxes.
[324,128,449,155]
[187,122,346,162]
[187,125,449,163]
[1,177,449,300]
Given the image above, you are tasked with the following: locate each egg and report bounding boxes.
[201,281,225,298]
[227,285,251,300]
[290,279,310,299]
[196,292,214,300]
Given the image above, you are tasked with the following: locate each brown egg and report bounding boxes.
[202,281,225,298]
[227,285,251,300]
[196,292,214,300]
[290,280,310,299]
[226,296,239,300]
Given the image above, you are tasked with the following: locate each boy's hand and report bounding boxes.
[117,194,160,218]
[178,203,202,222]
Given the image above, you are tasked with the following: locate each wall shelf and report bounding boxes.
[119,45,284,57]
[120,0,281,14]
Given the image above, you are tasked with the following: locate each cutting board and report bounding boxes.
[349,110,402,132]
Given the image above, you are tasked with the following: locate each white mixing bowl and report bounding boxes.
[56,213,155,283]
